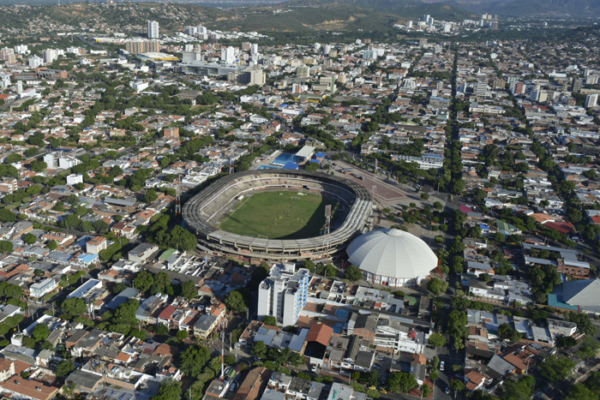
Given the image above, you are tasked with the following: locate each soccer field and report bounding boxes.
[219,191,338,239]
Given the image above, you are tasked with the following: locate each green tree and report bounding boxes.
[305,162,319,172]
[499,375,534,400]
[427,278,448,295]
[428,333,446,347]
[498,323,521,342]
[134,270,155,293]
[152,379,181,400]
[565,384,596,400]
[556,336,577,348]
[32,324,51,342]
[577,337,600,360]
[539,356,575,383]
[130,329,146,340]
[23,336,36,348]
[94,220,110,234]
[252,340,267,359]
[112,299,139,326]
[179,345,211,378]
[366,370,382,387]
[61,298,87,316]
[421,384,431,398]
[146,189,159,204]
[176,330,188,339]
[344,265,362,282]
[0,209,16,223]
[23,233,37,245]
[55,360,75,377]
[224,290,247,313]
[30,160,47,172]
[567,312,597,336]
[181,280,198,301]
[0,241,13,254]
[387,371,418,393]
[450,380,465,393]
[263,316,278,326]
[156,324,169,335]
[47,240,58,251]
[303,260,316,273]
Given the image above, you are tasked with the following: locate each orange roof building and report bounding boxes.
[306,323,333,346]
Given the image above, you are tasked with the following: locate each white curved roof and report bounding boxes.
[346,228,438,279]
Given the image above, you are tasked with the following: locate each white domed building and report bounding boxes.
[346,228,438,287]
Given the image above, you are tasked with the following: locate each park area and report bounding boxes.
[218,191,338,239]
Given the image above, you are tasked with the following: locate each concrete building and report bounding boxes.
[125,40,160,55]
[585,93,598,109]
[30,278,58,298]
[313,76,336,94]
[66,173,83,186]
[221,46,235,64]
[128,243,159,263]
[86,237,108,255]
[28,55,44,68]
[258,263,309,326]
[347,228,437,287]
[148,21,159,39]
[42,49,59,64]
[296,65,310,78]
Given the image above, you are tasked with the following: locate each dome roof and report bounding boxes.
[346,228,438,279]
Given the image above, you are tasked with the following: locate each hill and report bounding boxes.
[0,3,228,31]
[444,0,600,18]
[283,0,477,21]
[205,3,402,33]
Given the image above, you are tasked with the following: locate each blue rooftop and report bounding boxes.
[283,162,300,170]
[78,254,98,264]
[315,152,326,158]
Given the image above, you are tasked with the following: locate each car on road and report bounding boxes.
[440,361,445,371]
[230,383,237,392]
[445,387,450,395]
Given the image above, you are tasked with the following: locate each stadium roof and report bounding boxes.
[347,228,437,279]
[562,278,600,306]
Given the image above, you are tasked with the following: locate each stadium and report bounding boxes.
[182,170,373,262]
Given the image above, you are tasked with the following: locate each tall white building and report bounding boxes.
[0,73,11,89]
[257,263,309,327]
[251,43,258,55]
[42,49,59,64]
[221,46,235,64]
[28,55,44,68]
[148,21,160,39]
[585,93,598,109]
[14,45,28,55]
[184,26,197,36]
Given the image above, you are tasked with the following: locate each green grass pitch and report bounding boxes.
[219,191,338,240]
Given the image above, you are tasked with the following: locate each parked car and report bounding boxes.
[445,387,450,395]
[311,365,318,372]
[440,361,445,371]
[230,383,237,392]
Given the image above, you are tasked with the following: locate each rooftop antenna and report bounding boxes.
[324,204,331,257]
[175,174,181,215]
[220,318,228,380]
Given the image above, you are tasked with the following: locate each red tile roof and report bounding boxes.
[306,323,333,346]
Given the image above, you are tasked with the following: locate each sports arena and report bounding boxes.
[182,170,373,262]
